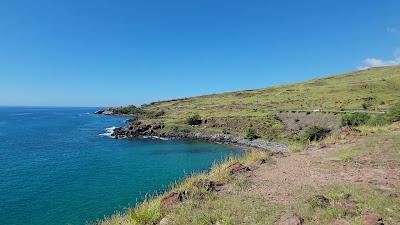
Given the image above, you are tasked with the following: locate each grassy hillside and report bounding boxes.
[122,66,400,143]
[146,66,400,112]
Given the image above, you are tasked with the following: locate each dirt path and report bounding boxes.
[228,135,400,205]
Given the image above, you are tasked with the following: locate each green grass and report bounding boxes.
[296,185,400,225]
[167,194,282,225]
[128,198,163,225]
[166,183,400,225]
[333,128,400,165]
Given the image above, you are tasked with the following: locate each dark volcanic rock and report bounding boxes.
[111,123,288,152]
[161,191,189,210]
[95,108,114,115]
[112,123,164,138]
[227,162,251,174]
[193,179,224,192]
[94,110,105,114]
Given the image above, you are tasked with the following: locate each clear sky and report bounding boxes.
[1,0,399,107]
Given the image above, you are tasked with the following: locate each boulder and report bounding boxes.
[161,191,189,210]
[360,213,384,225]
[275,213,304,225]
[227,162,251,174]
[94,110,104,114]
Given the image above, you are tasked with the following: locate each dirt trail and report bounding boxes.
[229,136,400,205]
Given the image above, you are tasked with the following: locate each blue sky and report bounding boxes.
[0,0,399,107]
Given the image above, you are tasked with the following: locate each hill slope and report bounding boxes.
[146,65,400,112]
[112,66,400,143]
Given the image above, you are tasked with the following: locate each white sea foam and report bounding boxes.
[142,136,169,141]
[99,126,117,137]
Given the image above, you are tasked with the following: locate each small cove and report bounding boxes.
[0,107,242,225]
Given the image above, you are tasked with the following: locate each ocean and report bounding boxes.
[0,107,241,225]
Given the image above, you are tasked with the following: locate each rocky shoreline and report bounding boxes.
[112,123,288,153]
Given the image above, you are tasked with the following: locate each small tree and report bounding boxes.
[341,113,371,126]
[186,114,202,125]
[304,126,330,142]
[245,128,259,140]
[362,101,372,109]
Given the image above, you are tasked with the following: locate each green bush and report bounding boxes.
[112,105,139,115]
[245,128,259,140]
[387,103,400,122]
[186,114,202,125]
[341,113,371,126]
[222,128,230,134]
[304,126,331,142]
[366,114,390,126]
[362,101,373,109]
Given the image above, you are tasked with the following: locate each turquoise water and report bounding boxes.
[0,107,241,225]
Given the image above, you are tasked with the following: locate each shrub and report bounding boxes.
[245,128,259,140]
[145,110,166,119]
[362,101,373,109]
[341,113,371,126]
[112,105,139,115]
[387,103,400,122]
[186,114,202,125]
[366,114,390,126]
[304,126,331,142]
[222,128,230,134]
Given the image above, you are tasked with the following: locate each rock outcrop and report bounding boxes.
[276,213,304,225]
[227,162,251,174]
[361,213,384,225]
[95,108,114,115]
[111,123,288,153]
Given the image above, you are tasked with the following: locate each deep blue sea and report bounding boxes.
[0,107,241,225]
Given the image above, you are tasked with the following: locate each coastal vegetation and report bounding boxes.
[186,114,202,126]
[109,66,400,145]
[99,66,400,225]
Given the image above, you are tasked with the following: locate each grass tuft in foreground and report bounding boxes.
[98,150,271,225]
